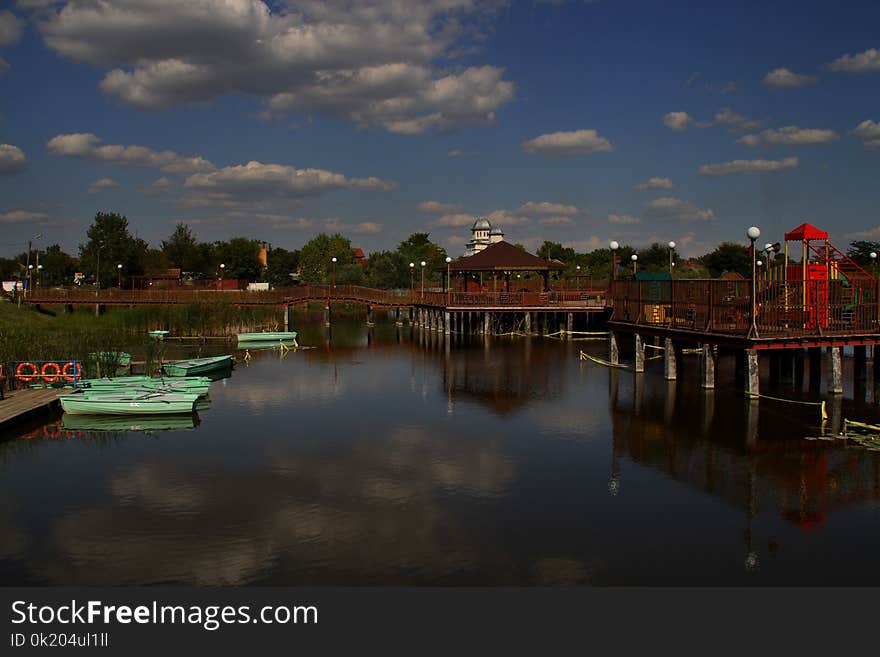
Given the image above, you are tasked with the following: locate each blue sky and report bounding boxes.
[0,0,878,258]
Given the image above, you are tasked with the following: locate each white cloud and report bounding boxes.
[762,67,818,88]
[522,129,612,156]
[644,197,714,222]
[142,176,176,195]
[0,57,9,78]
[447,149,477,158]
[635,177,672,191]
[486,209,530,226]
[851,120,880,149]
[608,214,640,224]
[87,177,120,193]
[352,222,383,234]
[515,201,581,216]
[846,226,880,239]
[826,48,880,73]
[0,10,22,47]
[181,160,397,207]
[537,215,573,225]
[38,1,516,134]
[562,236,603,252]
[662,111,693,131]
[737,126,838,147]
[0,209,49,223]
[418,200,461,214]
[47,133,216,175]
[0,143,27,174]
[699,157,799,176]
[711,107,763,131]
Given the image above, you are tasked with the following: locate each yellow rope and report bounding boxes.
[755,394,827,421]
[579,351,629,369]
[844,418,880,432]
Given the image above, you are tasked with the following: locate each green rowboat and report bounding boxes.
[237,331,298,344]
[162,355,233,377]
[148,330,170,339]
[60,391,198,415]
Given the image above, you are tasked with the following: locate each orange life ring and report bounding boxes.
[43,425,61,439]
[41,362,61,383]
[16,362,38,383]
[61,361,82,382]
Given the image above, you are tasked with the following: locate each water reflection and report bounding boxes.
[1,317,879,585]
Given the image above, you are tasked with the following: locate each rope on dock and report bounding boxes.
[579,351,629,369]
[754,393,827,422]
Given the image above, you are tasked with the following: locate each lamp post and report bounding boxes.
[870,251,877,278]
[609,240,619,281]
[631,253,638,275]
[445,256,452,305]
[27,264,33,291]
[420,260,426,301]
[576,265,581,290]
[409,262,415,299]
[117,263,122,288]
[24,232,42,297]
[37,264,43,287]
[219,263,225,288]
[331,256,337,288]
[668,241,676,276]
[747,226,761,339]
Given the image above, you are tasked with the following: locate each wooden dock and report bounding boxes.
[0,388,62,430]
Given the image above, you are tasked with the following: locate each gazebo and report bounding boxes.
[445,241,565,292]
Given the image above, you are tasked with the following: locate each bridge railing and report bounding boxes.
[610,279,880,337]
[418,289,607,307]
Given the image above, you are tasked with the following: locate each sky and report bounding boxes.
[0,0,878,259]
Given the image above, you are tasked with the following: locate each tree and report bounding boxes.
[266,247,300,287]
[700,242,751,277]
[366,250,408,289]
[847,240,880,268]
[162,223,201,272]
[214,238,263,281]
[396,232,447,285]
[298,233,355,283]
[636,243,679,274]
[38,244,79,286]
[78,212,145,287]
[537,241,575,264]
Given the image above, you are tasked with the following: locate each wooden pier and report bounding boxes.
[0,388,62,430]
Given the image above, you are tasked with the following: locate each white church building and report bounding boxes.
[465,217,505,256]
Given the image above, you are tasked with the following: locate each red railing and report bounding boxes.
[26,285,609,309]
[610,279,880,337]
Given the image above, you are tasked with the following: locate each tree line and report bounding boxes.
[2,211,877,289]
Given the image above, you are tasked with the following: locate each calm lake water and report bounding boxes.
[2,315,880,585]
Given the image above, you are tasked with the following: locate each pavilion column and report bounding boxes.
[663,338,677,381]
[566,313,573,339]
[444,311,450,335]
[854,345,867,382]
[634,334,645,373]
[809,347,822,389]
[524,312,532,335]
[745,349,759,399]
[700,344,715,389]
[829,347,843,394]
[484,312,491,336]
[609,331,619,366]
[366,306,374,326]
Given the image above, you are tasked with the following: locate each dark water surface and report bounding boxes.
[2,317,880,585]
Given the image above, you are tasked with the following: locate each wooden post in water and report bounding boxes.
[745,349,759,399]
[793,349,805,387]
[565,313,573,339]
[854,345,867,382]
[609,331,619,365]
[829,347,843,394]
[324,304,331,327]
[366,306,374,326]
[663,338,677,380]
[809,347,822,390]
[444,311,450,335]
[700,344,715,389]
[483,312,491,336]
[524,312,532,335]
[634,334,645,373]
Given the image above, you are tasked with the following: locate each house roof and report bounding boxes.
[447,240,565,272]
[352,247,365,259]
[785,222,828,241]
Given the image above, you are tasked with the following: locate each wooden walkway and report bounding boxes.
[0,388,62,429]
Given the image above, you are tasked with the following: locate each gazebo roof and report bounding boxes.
[785,222,828,241]
[447,240,565,272]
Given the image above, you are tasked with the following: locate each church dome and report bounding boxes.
[472,217,491,231]
[489,225,504,236]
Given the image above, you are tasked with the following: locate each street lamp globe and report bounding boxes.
[420,261,426,267]
[445,256,452,263]
[871,252,877,260]
[331,256,337,263]
[117,263,122,270]
[668,241,676,249]
[219,263,225,269]
[609,240,619,250]
[631,254,638,262]
[747,226,761,240]
[409,262,415,268]
[28,264,33,270]
[757,260,763,267]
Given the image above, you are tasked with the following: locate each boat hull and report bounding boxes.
[162,355,233,377]
[60,394,198,415]
[237,332,298,343]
